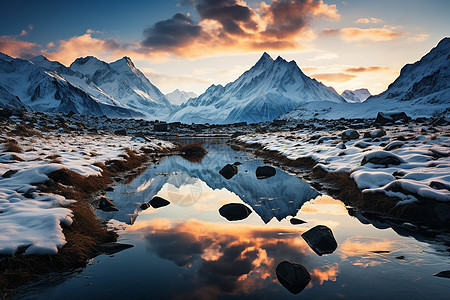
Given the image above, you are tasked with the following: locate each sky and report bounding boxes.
[0,0,449,95]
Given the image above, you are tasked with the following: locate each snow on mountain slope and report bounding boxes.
[165,89,197,106]
[341,88,371,103]
[281,37,450,120]
[0,85,27,109]
[0,54,143,117]
[170,52,345,124]
[71,56,173,119]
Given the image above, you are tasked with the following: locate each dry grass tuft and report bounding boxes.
[11,124,42,138]
[177,143,208,163]
[3,139,22,153]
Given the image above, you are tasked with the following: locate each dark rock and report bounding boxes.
[2,169,18,178]
[290,218,306,225]
[395,255,405,260]
[233,161,242,166]
[384,141,405,151]
[361,151,405,166]
[98,197,119,212]
[154,122,168,132]
[430,181,450,191]
[219,164,238,180]
[375,111,410,125]
[256,166,276,179]
[231,131,244,138]
[301,225,338,256]
[271,119,287,126]
[276,261,311,294]
[341,129,360,140]
[219,203,252,221]
[433,270,450,278]
[140,202,151,210]
[114,129,126,135]
[104,186,115,192]
[150,196,170,208]
[94,242,134,255]
[354,141,371,149]
[430,117,449,127]
[0,108,13,119]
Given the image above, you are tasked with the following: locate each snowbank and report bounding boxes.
[236,124,450,204]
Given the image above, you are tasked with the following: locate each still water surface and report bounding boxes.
[20,139,450,299]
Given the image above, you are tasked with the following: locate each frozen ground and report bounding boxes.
[0,118,173,256]
[235,123,450,205]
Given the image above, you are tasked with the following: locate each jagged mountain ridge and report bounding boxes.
[0,54,173,119]
[170,52,345,124]
[341,88,371,103]
[165,89,197,106]
[280,37,450,120]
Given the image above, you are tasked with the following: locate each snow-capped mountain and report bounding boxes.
[170,53,345,124]
[0,54,141,117]
[366,37,450,107]
[70,56,173,118]
[281,37,450,120]
[341,88,371,103]
[0,53,173,119]
[165,89,197,106]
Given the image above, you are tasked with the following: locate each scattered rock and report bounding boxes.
[219,203,252,221]
[150,196,170,209]
[433,270,450,278]
[140,202,151,210]
[154,122,168,132]
[290,218,306,225]
[370,129,386,138]
[301,225,338,256]
[2,169,18,178]
[94,242,134,255]
[371,250,390,254]
[375,111,410,126]
[114,129,126,135]
[341,129,360,140]
[384,141,405,151]
[354,141,371,149]
[219,164,238,179]
[276,261,311,294]
[256,166,276,179]
[361,151,406,166]
[336,142,346,149]
[233,161,242,166]
[395,255,405,260]
[98,197,119,212]
[430,181,450,191]
[231,131,244,138]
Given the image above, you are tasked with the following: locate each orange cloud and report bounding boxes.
[0,36,40,59]
[312,72,356,82]
[322,27,404,42]
[355,17,382,24]
[345,66,390,73]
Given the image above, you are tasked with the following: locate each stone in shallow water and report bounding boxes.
[256,166,276,179]
[302,225,338,256]
[150,196,170,209]
[219,203,252,221]
[433,270,450,278]
[140,202,151,210]
[98,197,119,212]
[219,164,238,179]
[290,218,306,225]
[276,261,311,294]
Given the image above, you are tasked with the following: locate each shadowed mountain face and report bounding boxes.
[170,52,345,124]
[100,143,318,224]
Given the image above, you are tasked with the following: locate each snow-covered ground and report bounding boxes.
[0,121,174,256]
[235,123,450,204]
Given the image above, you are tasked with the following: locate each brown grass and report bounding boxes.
[3,139,22,153]
[177,143,208,163]
[10,124,42,138]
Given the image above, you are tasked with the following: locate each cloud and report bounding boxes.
[0,36,41,59]
[312,72,356,82]
[408,33,430,42]
[355,17,382,24]
[345,66,390,73]
[308,52,339,61]
[322,27,404,42]
[140,0,341,58]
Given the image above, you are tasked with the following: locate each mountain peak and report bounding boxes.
[255,52,273,66]
[30,55,49,63]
